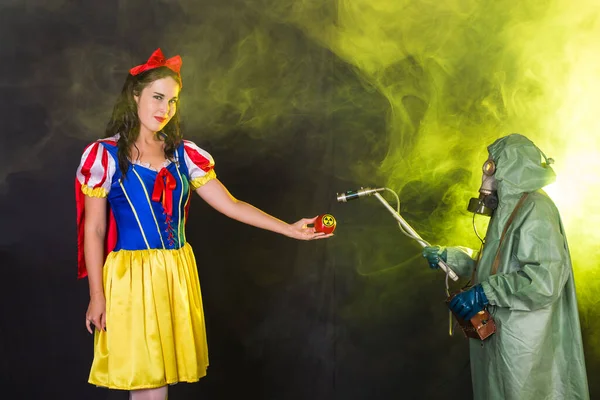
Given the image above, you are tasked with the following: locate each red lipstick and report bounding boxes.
[154,116,166,123]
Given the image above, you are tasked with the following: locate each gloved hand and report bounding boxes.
[448,284,489,320]
[422,246,447,269]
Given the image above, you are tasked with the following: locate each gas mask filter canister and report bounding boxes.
[467,157,498,216]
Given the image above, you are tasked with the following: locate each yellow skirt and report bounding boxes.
[88,243,209,390]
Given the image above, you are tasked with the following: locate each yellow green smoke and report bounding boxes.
[258,0,600,357]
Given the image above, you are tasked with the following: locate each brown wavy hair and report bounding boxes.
[104,66,182,177]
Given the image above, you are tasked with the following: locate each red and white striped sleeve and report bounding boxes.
[75,141,116,197]
[182,140,216,189]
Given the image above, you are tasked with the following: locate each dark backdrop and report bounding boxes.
[1,1,597,399]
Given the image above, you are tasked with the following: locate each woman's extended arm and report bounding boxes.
[195,179,331,240]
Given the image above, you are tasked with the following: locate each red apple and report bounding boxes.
[314,214,336,234]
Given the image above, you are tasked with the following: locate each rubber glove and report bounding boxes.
[422,246,447,269]
[448,284,489,320]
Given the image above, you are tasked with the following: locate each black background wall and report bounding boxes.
[1,1,597,399]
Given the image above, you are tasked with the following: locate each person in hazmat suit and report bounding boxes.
[423,134,589,400]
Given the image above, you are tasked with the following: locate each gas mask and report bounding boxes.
[467,157,498,216]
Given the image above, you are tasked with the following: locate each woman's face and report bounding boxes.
[134,76,180,136]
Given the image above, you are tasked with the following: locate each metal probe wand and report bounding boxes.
[336,187,459,281]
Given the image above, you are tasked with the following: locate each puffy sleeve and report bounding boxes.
[76,141,116,197]
[182,140,216,189]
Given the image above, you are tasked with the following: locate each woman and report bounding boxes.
[75,48,330,400]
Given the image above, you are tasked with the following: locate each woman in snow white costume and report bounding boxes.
[75,48,331,400]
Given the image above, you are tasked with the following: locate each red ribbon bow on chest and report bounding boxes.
[129,48,182,83]
[152,167,177,216]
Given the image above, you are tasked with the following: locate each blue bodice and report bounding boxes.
[103,143,192,251]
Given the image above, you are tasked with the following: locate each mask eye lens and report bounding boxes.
[483,160,496,175]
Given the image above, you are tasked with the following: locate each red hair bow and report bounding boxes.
[129,48,182,80]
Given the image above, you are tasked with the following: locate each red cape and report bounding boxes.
[75,179,118,279]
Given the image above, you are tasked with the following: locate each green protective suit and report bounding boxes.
[445,134,589,400]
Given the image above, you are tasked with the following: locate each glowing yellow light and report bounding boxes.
[545,152,600,224]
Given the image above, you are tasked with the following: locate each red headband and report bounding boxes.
[129,48,182,84]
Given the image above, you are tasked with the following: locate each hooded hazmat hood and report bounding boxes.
[487,134,556,200]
